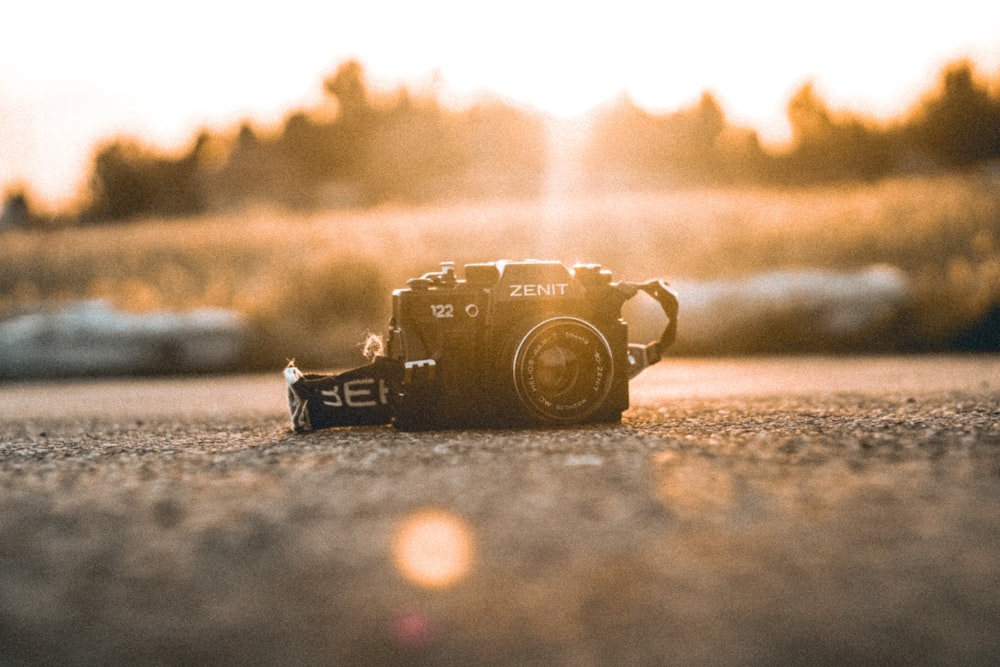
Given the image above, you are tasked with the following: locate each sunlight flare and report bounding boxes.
[392,509,474,589]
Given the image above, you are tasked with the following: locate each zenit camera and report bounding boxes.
[285,260,678,432]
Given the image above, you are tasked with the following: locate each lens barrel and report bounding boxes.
[512,317,614,423]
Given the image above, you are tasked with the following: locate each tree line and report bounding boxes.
[4,58,1000,227]
[77,60,546,223]
[586,60,1000,187]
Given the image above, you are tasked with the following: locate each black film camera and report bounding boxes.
[285,260,678,431]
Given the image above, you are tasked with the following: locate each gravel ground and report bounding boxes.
[1,357,999,666]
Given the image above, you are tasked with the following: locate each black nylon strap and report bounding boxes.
[617,279,679,353]
[639,279,679,351]
[613,279,679,378]
[285,356,400,432]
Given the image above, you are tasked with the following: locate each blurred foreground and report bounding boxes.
[1,357,998,664]
[1,176,999,377]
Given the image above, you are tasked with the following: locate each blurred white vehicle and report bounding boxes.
[0,299,246,378]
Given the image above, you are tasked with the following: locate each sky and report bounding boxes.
[2,0,999,207]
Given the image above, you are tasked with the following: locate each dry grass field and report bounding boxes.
[2,173,998,367]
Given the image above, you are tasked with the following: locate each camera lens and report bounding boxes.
[512,317,614,423]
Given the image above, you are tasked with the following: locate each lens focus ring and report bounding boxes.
[512,317,614,423]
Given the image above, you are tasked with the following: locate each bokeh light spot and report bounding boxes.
[390,609,434,648]
[392,509,474,589]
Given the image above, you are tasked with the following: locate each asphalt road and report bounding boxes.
[1,357,999,666]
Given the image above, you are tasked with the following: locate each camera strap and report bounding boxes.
[284,279,678,432]
[617,279,679,379]
[285,355,401,432]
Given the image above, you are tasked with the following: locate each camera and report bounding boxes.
[285,260,677,432]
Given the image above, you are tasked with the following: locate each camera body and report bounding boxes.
[386,260,634,430]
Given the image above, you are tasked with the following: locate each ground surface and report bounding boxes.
[1,357,999,666]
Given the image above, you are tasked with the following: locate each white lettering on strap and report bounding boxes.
[321,379,390,408]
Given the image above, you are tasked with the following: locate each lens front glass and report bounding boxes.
[512,317,614,423]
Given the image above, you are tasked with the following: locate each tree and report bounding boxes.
[780,82,894,183]
[910,62,1000,166]
[787,83,833,147]
[84,141,157,221]
[1,188,34,229]
[585,91,732,185]
[323,60,370,121]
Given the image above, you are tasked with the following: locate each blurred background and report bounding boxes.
[2,0,999,376]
